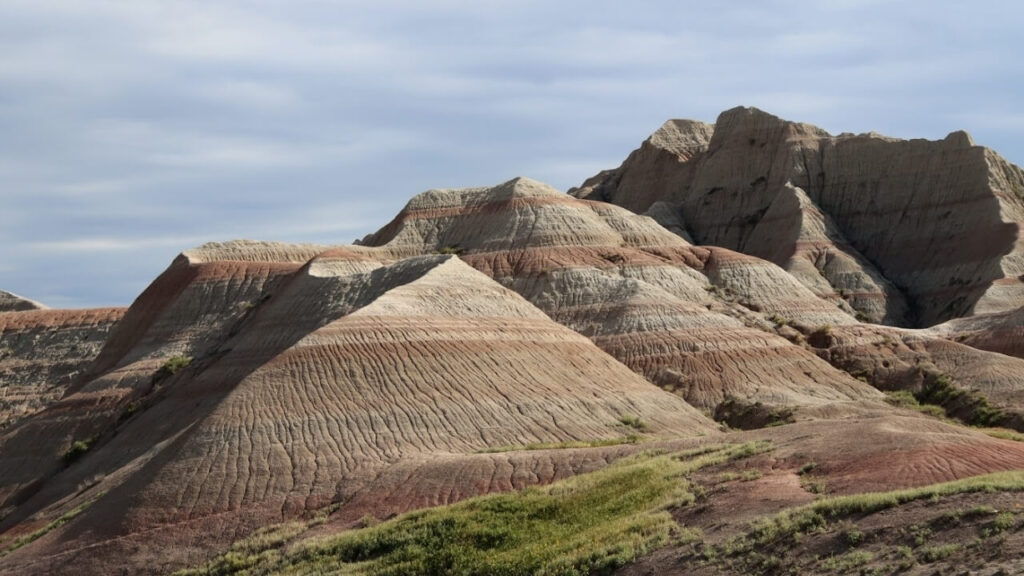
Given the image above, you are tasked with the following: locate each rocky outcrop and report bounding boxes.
[0,290,45,312]
[573,107,1024,327]
[0,308,124,429]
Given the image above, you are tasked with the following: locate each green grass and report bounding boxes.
[713,470,1024,564]
[917,543,960,563]
[62,436,97,464]
[618,415,649,431]
[474,435,642,454]
[980,427,1024,442]
[152,355,192,384]
[176,441,771,576]
[0,498,96,557]
[818,550,873,571]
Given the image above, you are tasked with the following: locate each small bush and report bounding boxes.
[619,415,650,431]
[62,437,95,464]
[435,245,463,255]
[917,543,960,563]
[993,512,1015,533]
[152,355,192,385]
[798,462,818,475]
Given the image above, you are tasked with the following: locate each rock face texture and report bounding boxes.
[572,107,1024,328]
[0,307,125,429]
[361,177,879,413]
[0,290,45,312]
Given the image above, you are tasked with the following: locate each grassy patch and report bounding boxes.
[177,441,770,576]
[706,470,1024,571]
[475,435,642,454]
[917,373,1005,427]
[818,549,873,571]
[917,543,960,563]
[980,427,1024,442]
[618,415,649,431]
[0,499,97,557]
[152,355,192,384]
[434,245,464,255]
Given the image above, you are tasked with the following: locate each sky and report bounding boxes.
[1,0,1022,308]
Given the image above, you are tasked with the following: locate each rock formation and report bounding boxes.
[360,177,879,414]
[572,107,1024,327]
[2,112,1024,575]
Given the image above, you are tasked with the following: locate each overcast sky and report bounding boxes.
[1,1,1022,308]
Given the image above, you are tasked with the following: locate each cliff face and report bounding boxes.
[572,107,1024,328]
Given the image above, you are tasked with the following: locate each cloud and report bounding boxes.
[1,0,1023,307]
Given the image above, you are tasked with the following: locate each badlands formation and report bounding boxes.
[0,109,1023,575]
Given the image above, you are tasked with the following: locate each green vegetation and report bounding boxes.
[703,470,1024,573]
[0,498,96,557]
[818,549,872,571]
[435,245,464,255]
[917,373,1005,427]
[62,436,97,464]
[177,441,770,576]
[917,543,960,563]
[475,435,642,454]
[884,390,947,419]
[152,355,192,384]
[993,511,1016,533]
[980,427,1024,442]
[741,469,763,482]
[618,414,649,431]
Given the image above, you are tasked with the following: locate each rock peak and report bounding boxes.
[0,290,46,312]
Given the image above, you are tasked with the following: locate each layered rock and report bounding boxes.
[362,177,879,412]
[926,305,1024,359]
[0,249,714,575]
[573,107,1024,327]
[0,307,124,429]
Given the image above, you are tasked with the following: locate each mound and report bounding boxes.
[0,253,712,575]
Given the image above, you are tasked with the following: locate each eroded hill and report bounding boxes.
[1,110,1023,575]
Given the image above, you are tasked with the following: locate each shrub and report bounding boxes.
[619,415,650,431]
[62,437,96,464]
[152,355,192,384]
